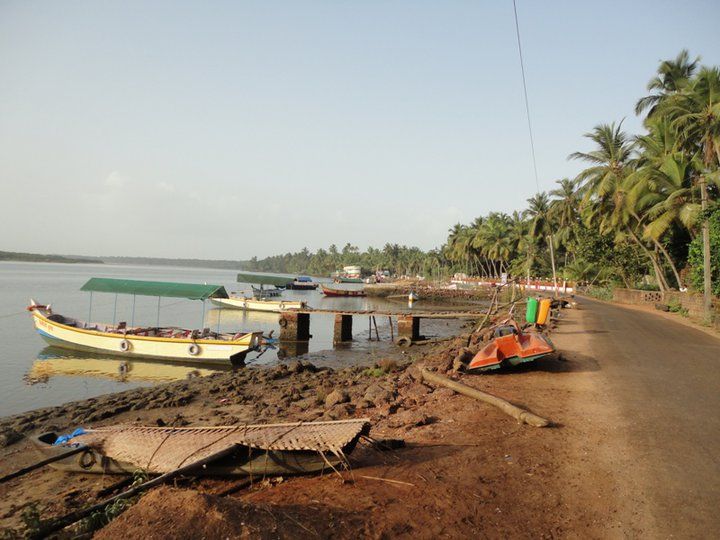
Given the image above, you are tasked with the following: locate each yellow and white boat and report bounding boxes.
[210,296,306,313]
[27,278,264,365]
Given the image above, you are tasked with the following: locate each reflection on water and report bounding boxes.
[27,347,229,384]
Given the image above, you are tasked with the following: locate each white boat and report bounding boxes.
[211,296,306,313]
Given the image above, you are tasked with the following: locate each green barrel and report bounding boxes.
[526,297,539,323]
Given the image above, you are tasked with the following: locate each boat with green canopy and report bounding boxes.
[27,278,263,364]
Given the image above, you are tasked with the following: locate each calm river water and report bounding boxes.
[0,262,417,417]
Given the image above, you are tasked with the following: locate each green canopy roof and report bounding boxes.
[237,272,293,287]
[80,278,228,300]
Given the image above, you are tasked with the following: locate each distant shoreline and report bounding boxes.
[0,251,103,264]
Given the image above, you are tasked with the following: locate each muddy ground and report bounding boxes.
[0,305,651,538]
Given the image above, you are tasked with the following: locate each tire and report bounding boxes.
[188,343,200,356]
[119,339,131,352]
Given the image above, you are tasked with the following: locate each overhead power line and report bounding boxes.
[512,0,540,193]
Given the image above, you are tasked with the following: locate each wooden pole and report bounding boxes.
[31,444,242,540]
[372,316,380,340]
[0,446,86,484]
[388,316,394,341]
[420,368,550,427]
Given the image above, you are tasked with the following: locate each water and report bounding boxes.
[0,262,434,417]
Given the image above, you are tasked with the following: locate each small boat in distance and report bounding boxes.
[28,278,263,364]
[287,276,319,290]
[321,284,367,297]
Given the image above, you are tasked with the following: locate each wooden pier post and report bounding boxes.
[278,311,311,342]
[397,314,421,342]
[333,314,353,343]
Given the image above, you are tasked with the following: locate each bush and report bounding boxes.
[688,206,720,297]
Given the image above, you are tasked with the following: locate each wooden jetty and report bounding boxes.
[277,308,487,345]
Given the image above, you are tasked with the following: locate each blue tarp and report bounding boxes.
[53,427,86,445]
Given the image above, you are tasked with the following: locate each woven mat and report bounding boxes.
[71,419,370,473]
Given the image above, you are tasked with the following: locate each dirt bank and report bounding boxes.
[0,303,652,538]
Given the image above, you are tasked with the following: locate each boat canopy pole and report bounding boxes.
[201,300,206,329]
[156,297,161,327]
[112,294,118,325]
[131,295,136,327]
[216,306,222,334]
[88,291,93,323]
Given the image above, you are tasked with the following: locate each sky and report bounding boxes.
[1,0,719,260]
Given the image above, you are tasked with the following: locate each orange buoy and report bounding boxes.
[536,298,552,325]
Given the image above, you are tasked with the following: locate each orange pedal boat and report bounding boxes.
[467,320,555,372]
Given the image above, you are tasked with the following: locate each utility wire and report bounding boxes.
[512,0,540,193]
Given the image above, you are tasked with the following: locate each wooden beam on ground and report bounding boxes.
[420,369,550,428]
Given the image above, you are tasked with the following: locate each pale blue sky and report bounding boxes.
[1,1,718,259]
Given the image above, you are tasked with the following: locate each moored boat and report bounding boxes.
[286,276,319,290]
[466,320,555,372]
[211,296,306,313]
[321,284,367,297]
[28,278,263,364]
[33,419,371,477]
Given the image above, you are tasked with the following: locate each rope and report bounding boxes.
[512,0,540,193]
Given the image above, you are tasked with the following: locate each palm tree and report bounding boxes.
[549,178,580,248]
[570,122,672,290]
[662,66,720,314]
[635,50,700,117]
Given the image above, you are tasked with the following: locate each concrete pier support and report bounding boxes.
[278,311,311,342]
[333,314,353,343]
[397,315,421,341]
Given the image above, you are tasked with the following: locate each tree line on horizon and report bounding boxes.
[244,50,720,302]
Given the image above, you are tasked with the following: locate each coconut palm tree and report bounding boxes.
[635,49,700,117]
[570,122,672,290]
[661,66,720,314]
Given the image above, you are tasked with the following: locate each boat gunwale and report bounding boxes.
[32,309,260,346]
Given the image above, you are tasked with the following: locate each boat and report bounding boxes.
[251,285,282,298]
[321,284,366,297]
[466,320,555,372]
[334,276,364,284]
[210,296,306,313]
[237,272,293,288]
[32,419,371,477]
[286,276,318,290]
[28,278,263,365]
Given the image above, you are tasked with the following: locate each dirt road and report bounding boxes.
[575,297,720,537]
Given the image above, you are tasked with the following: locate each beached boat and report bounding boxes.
[466,321,555,372]
[28,278,263,364]
[211,296,306,313]
[321,284,366,297]
[287,276,318,290]
[32,419,370,477]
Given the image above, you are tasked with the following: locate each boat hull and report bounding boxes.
[321,285,366,297]
[211,297,305,313]
[31,309,260,364]
[31,433,348,477]
[467,331,555,372]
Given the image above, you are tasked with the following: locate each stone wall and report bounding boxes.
[612,288,719,328]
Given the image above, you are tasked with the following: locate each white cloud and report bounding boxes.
[104,171,128,188]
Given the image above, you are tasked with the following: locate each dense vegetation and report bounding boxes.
[243,51,720,297]
[0,251,102,264]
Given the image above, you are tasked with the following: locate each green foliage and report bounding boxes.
[582,285,615,301]
[688,207,720,296]
[242,243,446,278]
